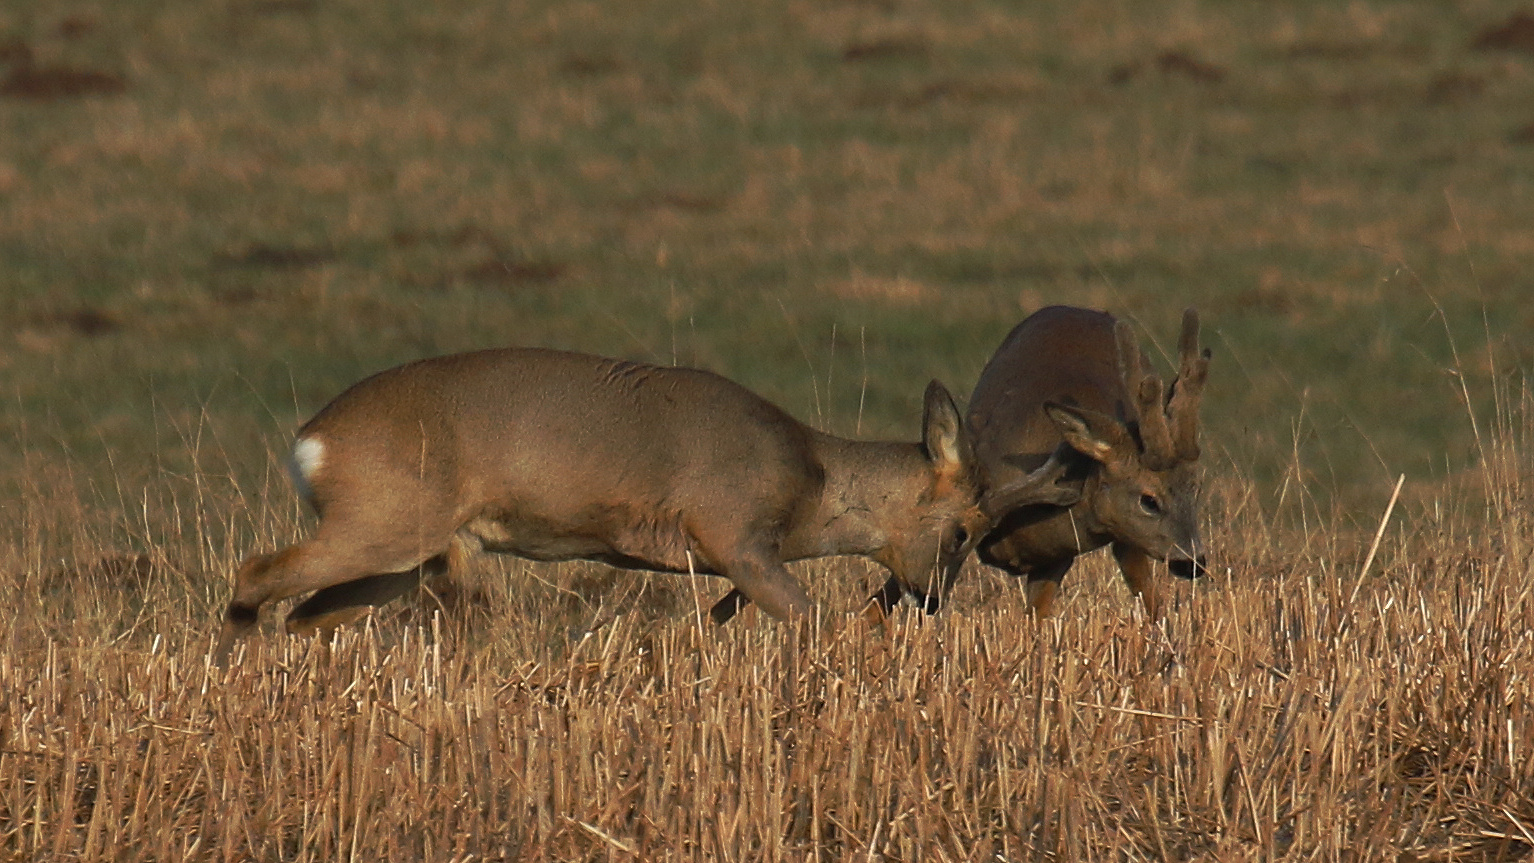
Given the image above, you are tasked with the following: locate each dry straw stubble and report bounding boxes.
[3,470,1533,862]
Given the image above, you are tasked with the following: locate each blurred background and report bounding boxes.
[2,0,1531,564]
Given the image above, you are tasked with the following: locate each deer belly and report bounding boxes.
[459,508,703,574]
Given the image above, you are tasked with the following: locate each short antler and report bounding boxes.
[981,445,1082,521]
[1114,320,1176,470]
[1166,308,1211,462]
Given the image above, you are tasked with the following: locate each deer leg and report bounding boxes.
[710,588,751,625]
[685,556,819,627]
[869,575,906,614]
[283,540,468,636]
[1023,559,1074,617]
[712,549,813,623]
[865,574,942,616]
[1111,541,1161,618]
[285,571,422,635]
[216,529,453,663]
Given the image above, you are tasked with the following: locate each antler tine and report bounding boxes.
[1168,308,1212,462]
[1115,320,1176,469]
[1177,308,1201,369]
[980,444,1082,521]
[1136,375,1175,470]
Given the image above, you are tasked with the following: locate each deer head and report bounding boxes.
[1042,309,1211,577]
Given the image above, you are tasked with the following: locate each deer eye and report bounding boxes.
[952,526,969,547]
[1139,494,1163,516]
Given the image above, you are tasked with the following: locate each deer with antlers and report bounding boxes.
[952,305,1212,618]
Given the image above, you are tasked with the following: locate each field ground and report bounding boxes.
[2,443,1532,860]
[2,0,1533,859]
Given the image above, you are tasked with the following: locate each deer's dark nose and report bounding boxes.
[1168,555,1207,580]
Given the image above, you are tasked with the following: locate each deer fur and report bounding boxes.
[215,348,1079,660]
[959,306,1211,618]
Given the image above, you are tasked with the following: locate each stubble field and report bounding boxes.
[2,0,1533,860]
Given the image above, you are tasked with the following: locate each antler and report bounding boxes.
[981,444,1082,521]
[1114,320,1176,470]
[1166,308,1211,462]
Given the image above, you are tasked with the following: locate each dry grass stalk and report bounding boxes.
[2,457,1532,861]
[0,381,1527,860]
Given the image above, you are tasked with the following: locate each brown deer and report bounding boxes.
[214,348,1080,660]
[944,306,1211,618]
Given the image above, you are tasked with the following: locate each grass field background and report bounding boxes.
[2,0,1533,859]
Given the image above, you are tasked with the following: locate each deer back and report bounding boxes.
[294,349,826,571]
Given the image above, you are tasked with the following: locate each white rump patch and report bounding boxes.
[289,436,325,500]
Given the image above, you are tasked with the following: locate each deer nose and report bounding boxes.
[1168,555,1207,580]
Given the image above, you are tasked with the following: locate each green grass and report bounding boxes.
[3,0,1531,530]
[4,5,1534,857]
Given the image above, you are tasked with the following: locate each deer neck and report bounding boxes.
[1068,469,1113,545]
[787,432,927,562]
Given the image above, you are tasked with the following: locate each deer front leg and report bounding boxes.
[1111,541,1161,619]
[283,570,425,637]
[712,547,814,623]
[710,588,751,625]
[864,574,943,616]
[1023,558,1074,618]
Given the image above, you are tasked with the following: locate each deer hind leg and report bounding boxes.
[284,571,420,636]
[216,527,455,663]
[283,539,470,637]
[1111,541,1161,619]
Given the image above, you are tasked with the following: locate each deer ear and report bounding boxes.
[921,380,971,476]
[1043,401,1133,466]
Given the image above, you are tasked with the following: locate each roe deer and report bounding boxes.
[944,306,1211,618]
[214,348,1080,660]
